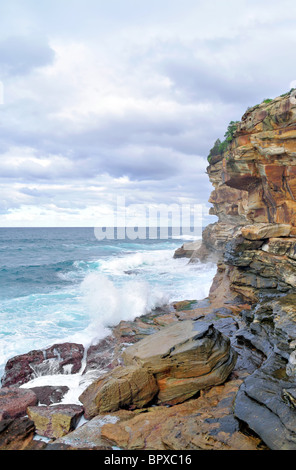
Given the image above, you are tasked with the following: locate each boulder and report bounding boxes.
[122,321,237,405]
[1,343,84,388]
[27,404,84,439]
[53,415,118,449]
[0,417,35,450]
[262,237,296,256]
[0,388,37,421]
[100,379,265,451]
[79,365,158,419]
[173,240,202,259]
[29,386,69,405]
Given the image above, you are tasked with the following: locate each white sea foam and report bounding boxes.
[0,241,217,385]
[69,248,216,348]
[21,372,90,405]
[97,249,173,275]
[77,272,168,346]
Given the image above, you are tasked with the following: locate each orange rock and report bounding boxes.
[100,379,266,451]
[79,365,158,419]
[122,321,237,405]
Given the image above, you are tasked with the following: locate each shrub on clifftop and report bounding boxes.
[207,121,239,163]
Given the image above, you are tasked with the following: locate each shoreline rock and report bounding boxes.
[122,320,237,405]
[79,365,158,419]
[0,301,264,450]
[1,343,84,388]
[173,240,202,259]
[0,388,37,421]
[3,90,296,450]
[27,404,84,439]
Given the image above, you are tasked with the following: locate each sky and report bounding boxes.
[0,0,296,227]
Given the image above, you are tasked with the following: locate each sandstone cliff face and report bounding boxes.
[209,91,296,227]
[3,92,296,452]
[196,89,296,449]
[202,90,296,303]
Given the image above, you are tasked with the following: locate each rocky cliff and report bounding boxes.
[192,89,296,449]
[2,91,296,451]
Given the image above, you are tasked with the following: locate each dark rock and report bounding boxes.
[1,350,44,388]
[224,235,264,267]
[0,388,37,421]
[45,343,84,375]
[0,417,35,450]
[82,336,122,379]
[1,342,84,388]
[173,240,202,259]
[234,354,296,450]
[238,293,296,360]
[30,386,69,405]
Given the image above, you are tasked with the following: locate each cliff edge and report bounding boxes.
[192,89,296,449]
[2,91,296,451]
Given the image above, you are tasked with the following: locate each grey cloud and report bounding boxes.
[1,0,296,225]
[19,187,51,198]
[0,36,55,76]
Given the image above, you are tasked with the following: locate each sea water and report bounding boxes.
[0,227,216,400]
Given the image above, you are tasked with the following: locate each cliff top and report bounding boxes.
[208,88,296,165]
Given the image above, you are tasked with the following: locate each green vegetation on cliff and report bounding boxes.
[207,120,239,163]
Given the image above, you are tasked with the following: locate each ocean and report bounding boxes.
[0,227,216,399]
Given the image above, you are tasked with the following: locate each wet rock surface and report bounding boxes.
[1,343,84,388]
[122,320,237,405]
[29,385,70,406]
[27,404,84,439]
[4,92,296,450]
[0,417,35,450]
[0,388,37,421]
[79,365,158,419]
[235,353,296,450]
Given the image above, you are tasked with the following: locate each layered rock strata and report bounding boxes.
[3,91,296,450]
[191,90,296,449]
[122,320,237,405]
[79,365,159,419]
[0,303,263,450]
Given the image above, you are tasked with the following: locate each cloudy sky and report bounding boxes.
[0,0,296,227]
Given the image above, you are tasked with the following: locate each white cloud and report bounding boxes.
[0,0,296,225]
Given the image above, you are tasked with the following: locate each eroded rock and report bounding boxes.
[29,386,69,406]
[79,365,158,419]
[234,354,296,450]
[1,343,84,388]
[100,379,265,451]
[173,240,202,259]
[122,320,237,405]
[0,388,37,421]
[0,417,35,450]
[27,404,84,439]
